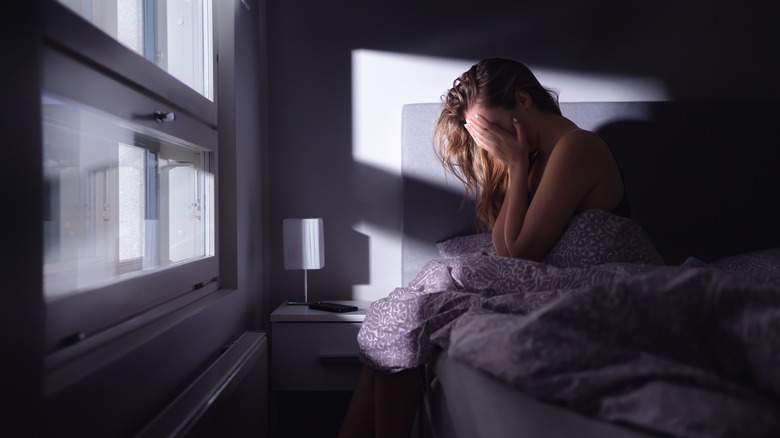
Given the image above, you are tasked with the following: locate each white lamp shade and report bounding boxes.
[283,218,324,270]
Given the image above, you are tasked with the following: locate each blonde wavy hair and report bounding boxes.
[433,58,561,231]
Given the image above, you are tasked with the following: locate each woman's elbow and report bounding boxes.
[506,243,545,261]
[494,245,511,257]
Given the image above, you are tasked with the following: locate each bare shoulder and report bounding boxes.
[545,129,618,188]
[559,128,608,150]
[552,129,612,163]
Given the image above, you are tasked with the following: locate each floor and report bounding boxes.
[273,390,353,437]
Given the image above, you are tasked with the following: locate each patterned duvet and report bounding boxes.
[357,210,780,437]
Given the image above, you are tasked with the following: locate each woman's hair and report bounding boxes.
[433,58,561,231]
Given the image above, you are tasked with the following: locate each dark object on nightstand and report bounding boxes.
[308,302,359,313]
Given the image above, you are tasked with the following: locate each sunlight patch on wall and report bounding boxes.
[536,69,669,103]
[351,50,471,176]
[350,50,472,299]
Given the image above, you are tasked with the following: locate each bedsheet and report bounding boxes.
[358,250,780,437]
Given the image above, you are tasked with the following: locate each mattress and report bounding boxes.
[429,352,657,438]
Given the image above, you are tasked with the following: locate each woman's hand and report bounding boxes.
[465,114,529,167]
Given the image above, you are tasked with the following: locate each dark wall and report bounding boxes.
[598,101,780,265]
[2,1,44,435]
[266,0,780,305]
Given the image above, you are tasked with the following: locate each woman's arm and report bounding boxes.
[466,115,531,257]
[501,158,531,257]
[491,193,509,256]
[503,131,607,260]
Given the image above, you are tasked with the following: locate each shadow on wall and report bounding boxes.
[285,217,371,303]
[600,101,780,265]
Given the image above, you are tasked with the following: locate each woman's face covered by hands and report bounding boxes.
[464,103,530,167]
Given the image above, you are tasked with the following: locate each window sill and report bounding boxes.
[45,284,234,397]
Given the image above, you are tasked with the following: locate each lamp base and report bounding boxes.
[286,300,310,306]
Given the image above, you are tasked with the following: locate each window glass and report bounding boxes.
[57,0,214,100]
[42,93,215,299]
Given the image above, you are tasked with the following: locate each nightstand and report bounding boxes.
[270,300,372,437]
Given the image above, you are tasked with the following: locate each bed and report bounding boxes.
[357,100,780,438]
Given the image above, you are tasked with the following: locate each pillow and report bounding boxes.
[711,248,780,277]
[541,209,664,268]
[437,233,496,258]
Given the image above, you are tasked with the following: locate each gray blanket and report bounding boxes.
[358,210,780,437]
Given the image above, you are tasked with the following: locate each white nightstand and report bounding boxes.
[270,300,371,391]
[270,300,372,437]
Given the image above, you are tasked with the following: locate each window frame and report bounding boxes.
[44,1,217,128]
[42,0,221,359]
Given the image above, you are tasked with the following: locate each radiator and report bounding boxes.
[137,330,268,438]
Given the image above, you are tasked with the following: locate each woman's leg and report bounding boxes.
[338,368,376,438]
[338,367,420,438]
[374,368,420,438]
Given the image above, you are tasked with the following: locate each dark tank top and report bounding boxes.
[611,191,632,218]
[605,138,632,218]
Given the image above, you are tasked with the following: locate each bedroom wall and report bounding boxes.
[266,0,780,305]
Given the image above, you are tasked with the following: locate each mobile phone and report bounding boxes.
[308,302,359,313]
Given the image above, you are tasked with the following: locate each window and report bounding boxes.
[43,1,219,356]
[42,93,215,299]
[56,0,213,100]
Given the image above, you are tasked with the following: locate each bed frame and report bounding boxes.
[400,100,780,437]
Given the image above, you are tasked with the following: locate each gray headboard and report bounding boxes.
[401,101,780,284]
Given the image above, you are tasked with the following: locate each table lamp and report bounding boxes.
[283,218,324,305]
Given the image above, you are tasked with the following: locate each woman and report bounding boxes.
[435,57,628,260]
[338,58,627,438]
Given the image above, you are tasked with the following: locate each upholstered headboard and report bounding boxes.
[401,101,780,284]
